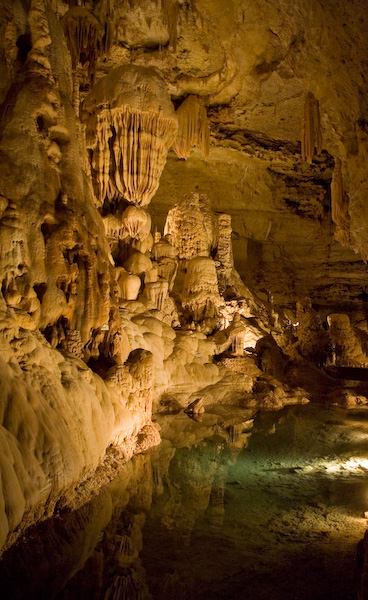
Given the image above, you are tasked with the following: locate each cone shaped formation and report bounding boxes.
[81,65,178,207]
[301,91,322,163]
[61,7,103,83]
[172,95,210,159]
[331,157,350,248]
[162,0,179,49]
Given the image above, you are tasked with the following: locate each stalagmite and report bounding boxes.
[216,213,233,293]
[331,157,350,247]
[182,256,222,321]
[229,313,246,356]
[81,65,178,207]
[115,268,141,301]
[172,95,210,159]
[164,193,217,260]
[301,91,322,163]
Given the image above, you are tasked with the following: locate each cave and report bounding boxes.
[0,0,368,598]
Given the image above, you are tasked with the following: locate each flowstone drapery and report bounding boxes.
[172,95,210,159]
[81,65,178,207]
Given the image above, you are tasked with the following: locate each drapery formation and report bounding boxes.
[81,65,178,207]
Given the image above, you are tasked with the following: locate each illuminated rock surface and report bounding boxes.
[1,0,368,595]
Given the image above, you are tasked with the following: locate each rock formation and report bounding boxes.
[0,0,368,583]
[81,64,178,206]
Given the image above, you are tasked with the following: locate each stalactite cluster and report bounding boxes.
[61,7,103,84]
[301,91,322,163]
[172,94,210,159]
[82,65,178,207]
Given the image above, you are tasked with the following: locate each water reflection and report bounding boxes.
[1,404,368,600]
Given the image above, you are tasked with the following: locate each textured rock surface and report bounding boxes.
[0,0,368,561]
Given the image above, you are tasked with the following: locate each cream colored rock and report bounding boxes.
[144,280,169,311]
[123,252,152,277]
[121,206,152,241]
[182,256,222,321]
[81,65,178,206]
[116,269,141,302]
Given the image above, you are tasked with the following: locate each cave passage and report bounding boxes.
[0,403,368,600]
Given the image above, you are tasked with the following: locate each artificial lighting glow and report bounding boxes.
[323,457,368,474]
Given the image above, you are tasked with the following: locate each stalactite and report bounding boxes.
[301,91,322,163]
[81,65,178,207]
[172,95,210,159]
[331,157,350,248]
[161,0,179,49]
[61,7,103,85]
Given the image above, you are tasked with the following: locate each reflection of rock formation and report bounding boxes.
[0,453,153,600]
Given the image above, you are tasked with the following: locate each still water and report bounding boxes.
[1,403,368,600]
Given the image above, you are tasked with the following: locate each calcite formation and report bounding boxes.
[164,192,218,260]
[81,64,178,206]
[182,256,222,322]
[61,6,104,84]
[172,94,210,159]
[301,91,322,164]
[1,0,368,574]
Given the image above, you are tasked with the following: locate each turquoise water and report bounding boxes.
[1,403,368,599]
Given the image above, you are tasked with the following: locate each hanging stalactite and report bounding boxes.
[61,7,104,85]
[161,0,179,49]
[301,91,322,163]
[331,157,350,248]
[81,64,178,207]
[172,95,210,159]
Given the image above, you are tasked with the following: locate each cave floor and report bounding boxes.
[1,402,368,600]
